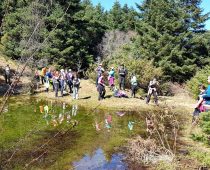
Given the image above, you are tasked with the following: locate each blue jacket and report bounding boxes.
[203,85,210,100]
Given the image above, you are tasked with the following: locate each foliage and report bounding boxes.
[1,0,106,70]
[133,0,210,82]
[189,149,210,167]
[0,0,209,83]
[187,66,210,98]
[106,1,137,31]
[200,111,210,135]
[87,43,163,90]
[191,111,210,146]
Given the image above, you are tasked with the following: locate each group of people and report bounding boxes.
[192,76,210,124]
[34,67,80,99]
[3,63,159,104]
[95,63,159,104]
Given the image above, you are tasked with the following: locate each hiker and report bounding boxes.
[118,64,127,90]
[97,74,106,101]
[45,76,50,92]
[60,69,66,97]
[194,76,210,113]
[72,73,80,99]
[4,64,11,84]
[192,84,206,124]
[146,78,159,105]
[95,63,103,86]
[131,73,138,98]
[53,71,60,97]
[46,68,53,90]
[113,87,128,98]
[66,69,73,93]
[40,67,47,85]
[108,67,115,90]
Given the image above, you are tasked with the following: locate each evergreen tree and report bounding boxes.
[181,0,210,33]
[122,5,137,30]
[107,1,124,30]
[134,0,209,82]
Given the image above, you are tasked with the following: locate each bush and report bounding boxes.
[191,112,210,146]
[87,44,163,92]
[187,66,210,98]
[200,112,210,135]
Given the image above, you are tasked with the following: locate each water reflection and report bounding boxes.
[72,104,78,116]
[41,103,79,127]
[73,148,127,170]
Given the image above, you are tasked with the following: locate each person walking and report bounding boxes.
[46,68,53,91]
[4,64,11,84]
[40,67,47,85]
[72,74,80,99]
[95,63,103,87]
[131,73,138,98]
[60,69,66,97]
[97,74,106,101]
[146,78,159,105]
[108,67,115,90]
[66,69,73,93]
[53,71,60,97]
[118,64,127,90]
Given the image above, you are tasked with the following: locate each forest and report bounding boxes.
[0,0,209,83]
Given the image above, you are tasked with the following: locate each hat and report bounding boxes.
[208,76,210,81]
[111,67,114,69]
[99,63,102,66]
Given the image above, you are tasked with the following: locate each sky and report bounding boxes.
[91,0,210,30]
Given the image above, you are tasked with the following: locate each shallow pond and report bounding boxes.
[0,96,146,169]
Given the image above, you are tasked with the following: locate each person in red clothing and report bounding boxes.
[97,74,106,101]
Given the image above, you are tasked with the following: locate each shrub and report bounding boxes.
[200,112,210,135]
[87,44,163,92]
[187,66,210,98]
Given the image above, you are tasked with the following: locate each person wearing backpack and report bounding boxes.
[108,67,115,90]
[95,63,103,87]
[131,73,138,98]
[66,69,73,93]
[118,64,127,90]
[4,64,11,84]
[72,73,80,99]
[53,71,60,97]
[146,78,159,105]
[97,74,106,101]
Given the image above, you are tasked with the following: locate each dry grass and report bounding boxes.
[36,79,196,112]
[36,79,155,111]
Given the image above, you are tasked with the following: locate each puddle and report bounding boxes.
[73,148,127,170]
[0,96,145,169]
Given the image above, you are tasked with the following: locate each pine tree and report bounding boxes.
[107,1,124,30]
[133,0,210,82]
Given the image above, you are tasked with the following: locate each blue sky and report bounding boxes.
[91,0,210,30]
